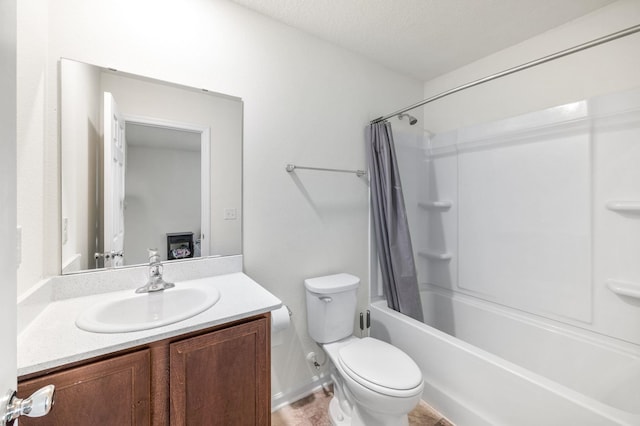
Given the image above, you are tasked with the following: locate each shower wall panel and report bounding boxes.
[419,154,457,291]
[458,125,592,323]
[410,88,640,346]
[592,92,640,346]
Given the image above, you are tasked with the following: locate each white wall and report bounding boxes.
[17,0,422,403]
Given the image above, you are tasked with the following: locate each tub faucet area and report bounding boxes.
[135,249,175,293]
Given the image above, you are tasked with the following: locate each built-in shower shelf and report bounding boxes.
[418,200,453,211]
[605,201,640,213]
[606,280,640,299]
[418,251,452,261]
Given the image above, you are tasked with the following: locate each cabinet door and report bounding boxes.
[170,317,270,426]
[18,349,151,425]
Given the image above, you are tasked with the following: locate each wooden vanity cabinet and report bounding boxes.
[18,314,270,426]
[170,317,270,425]
[18,349,151,425]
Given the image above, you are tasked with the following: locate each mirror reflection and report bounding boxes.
[60,59,242,273]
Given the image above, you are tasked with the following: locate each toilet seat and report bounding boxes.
[337,337,423,398]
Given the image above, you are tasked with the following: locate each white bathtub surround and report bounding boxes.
[410,87,640,346]
[384,87,640,425]
[16,255,284,376]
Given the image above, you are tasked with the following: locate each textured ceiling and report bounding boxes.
[229,0,616,81]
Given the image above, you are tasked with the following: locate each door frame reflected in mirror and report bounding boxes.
[99,113,212,268]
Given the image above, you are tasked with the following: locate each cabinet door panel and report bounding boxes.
[170,317,269,425]
[18,349,150,425]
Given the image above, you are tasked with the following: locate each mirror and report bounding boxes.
[60,59,242,274]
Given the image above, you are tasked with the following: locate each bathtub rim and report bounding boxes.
[369,298,640,425]
[418,283,640,359]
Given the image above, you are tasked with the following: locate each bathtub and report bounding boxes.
[369,287,640,425]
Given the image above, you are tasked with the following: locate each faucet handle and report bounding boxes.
[148,248,161,264]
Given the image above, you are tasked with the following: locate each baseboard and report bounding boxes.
[271,373,332,412]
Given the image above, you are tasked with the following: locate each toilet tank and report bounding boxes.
[304,273,360,343]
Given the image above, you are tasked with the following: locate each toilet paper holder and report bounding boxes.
[271,304,292,335]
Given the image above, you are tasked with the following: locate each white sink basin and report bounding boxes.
[76,287,221,333]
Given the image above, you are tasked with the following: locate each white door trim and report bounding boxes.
[0,0,18,414]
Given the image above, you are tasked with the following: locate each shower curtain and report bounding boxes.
[366,121,423,322]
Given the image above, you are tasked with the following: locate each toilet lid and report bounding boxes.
[338,337,423,396]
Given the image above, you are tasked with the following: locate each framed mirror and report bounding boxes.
[60,59,242,274]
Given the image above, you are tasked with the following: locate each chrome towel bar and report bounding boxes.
[286,163,367,178]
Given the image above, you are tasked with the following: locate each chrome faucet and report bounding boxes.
[135,249,175,293]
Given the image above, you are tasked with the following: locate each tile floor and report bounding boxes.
[272,386,454,426]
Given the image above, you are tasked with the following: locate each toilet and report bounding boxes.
[304,273,424,426]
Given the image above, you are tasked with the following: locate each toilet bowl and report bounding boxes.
[324,336,424,425]
[304,274,424,426]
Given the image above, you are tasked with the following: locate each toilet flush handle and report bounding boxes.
[318,296,332,303]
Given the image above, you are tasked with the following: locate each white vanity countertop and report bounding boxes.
[18,272,282,377]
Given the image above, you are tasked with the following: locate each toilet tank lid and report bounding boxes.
[304,273,360,294]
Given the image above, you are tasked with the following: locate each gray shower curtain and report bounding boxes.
[366,121,423,322]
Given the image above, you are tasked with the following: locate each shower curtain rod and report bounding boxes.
[371,24,640,124]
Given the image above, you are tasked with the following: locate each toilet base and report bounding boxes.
[351,405,410,426]
[328,390,411,426]
[328,396,351,426]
